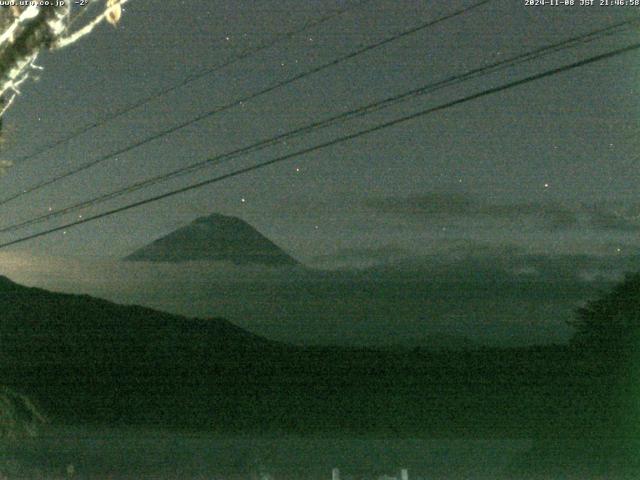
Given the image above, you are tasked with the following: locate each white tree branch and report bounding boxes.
[53,0,129,50]
[0,5,40,48]
[0,0,131,164]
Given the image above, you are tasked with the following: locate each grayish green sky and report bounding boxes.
[0,1,638,345]
[1,0,638,260]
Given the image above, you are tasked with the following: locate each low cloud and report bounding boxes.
[310,245,414,268]
[366,193,577,230]
[581,204,640,232]
[367,193,640,233]
[1,249,635,347]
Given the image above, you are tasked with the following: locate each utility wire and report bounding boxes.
[1,39,638,249]
[0,0,492,207]
[7,0,373,166]
[1,17,637,234]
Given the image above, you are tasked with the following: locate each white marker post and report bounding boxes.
[332,467,340,480]
[401,468,409,480]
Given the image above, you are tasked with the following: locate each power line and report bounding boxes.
[1,39,638,249]
[7,0,373,165]
[1,17,637,234]
[0,0,493,207]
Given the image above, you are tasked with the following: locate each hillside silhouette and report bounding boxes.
[0,276,564,435]
[505,272,640,478]
[0,273,634,449]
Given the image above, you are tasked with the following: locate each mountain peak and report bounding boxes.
[196,212,237,222]
[124,213,300,266]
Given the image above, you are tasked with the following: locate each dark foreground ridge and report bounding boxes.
[124,212,300,265]
[0,272,637,477]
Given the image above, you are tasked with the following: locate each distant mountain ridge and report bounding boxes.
[124,213,299,266]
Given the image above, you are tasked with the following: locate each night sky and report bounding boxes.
[0,0,638,346]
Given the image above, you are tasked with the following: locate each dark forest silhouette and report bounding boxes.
[510,272,640,478]
[0,272,636,434]
[571,271,640,351]
[0,271,640,476]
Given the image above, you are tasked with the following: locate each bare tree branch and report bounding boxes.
[53,0,129,49]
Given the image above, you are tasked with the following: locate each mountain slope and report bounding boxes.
[0,277,579,438]
[0,275,272,354]
[0,275,283,423]
[124,213,299,265]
